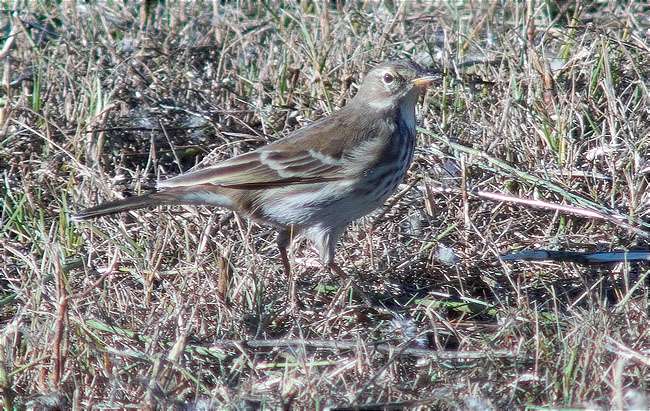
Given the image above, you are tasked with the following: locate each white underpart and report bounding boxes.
[261,179,356,225]
[260,180,355,264]
[179,190,234,208]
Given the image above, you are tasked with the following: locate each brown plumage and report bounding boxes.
[75,60,440,306]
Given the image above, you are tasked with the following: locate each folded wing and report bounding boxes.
[158,145,346,190]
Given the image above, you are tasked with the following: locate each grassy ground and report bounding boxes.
[2,1,650,409]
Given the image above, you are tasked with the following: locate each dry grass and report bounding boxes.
[2,1,650,409]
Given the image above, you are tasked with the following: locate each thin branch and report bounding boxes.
[419,130,650,235]
[477,190,650,238]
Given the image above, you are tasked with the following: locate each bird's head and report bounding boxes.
[352,60,441,112]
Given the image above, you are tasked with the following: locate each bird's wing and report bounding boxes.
[159,107,392,190]
[158,147,346,190]
[158,117,364,190]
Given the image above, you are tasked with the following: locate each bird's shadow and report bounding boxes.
[239,248,650,340]
[318,255,650,320]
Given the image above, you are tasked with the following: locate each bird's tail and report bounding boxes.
[72,192,177,221]
[73,185,237,221]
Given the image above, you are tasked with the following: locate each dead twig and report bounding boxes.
[477,190,650,238]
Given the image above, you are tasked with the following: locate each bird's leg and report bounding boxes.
[279,246,295,307]
[277,228,296,309]
[312,227,385,310]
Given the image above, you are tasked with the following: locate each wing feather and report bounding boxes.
[158,146,346,190]
[158,107,392,190]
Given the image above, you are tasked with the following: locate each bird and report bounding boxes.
[74,60,440,306]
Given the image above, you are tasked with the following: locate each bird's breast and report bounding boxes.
[253,111,418,230]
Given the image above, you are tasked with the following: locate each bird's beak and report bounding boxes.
[412,72,442,89]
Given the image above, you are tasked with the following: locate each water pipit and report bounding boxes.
[75,60,440,306]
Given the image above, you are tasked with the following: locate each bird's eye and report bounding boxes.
[383,73,395,84]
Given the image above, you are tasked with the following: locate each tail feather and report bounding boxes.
[73,193,175,221]
[73,185,236,221]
